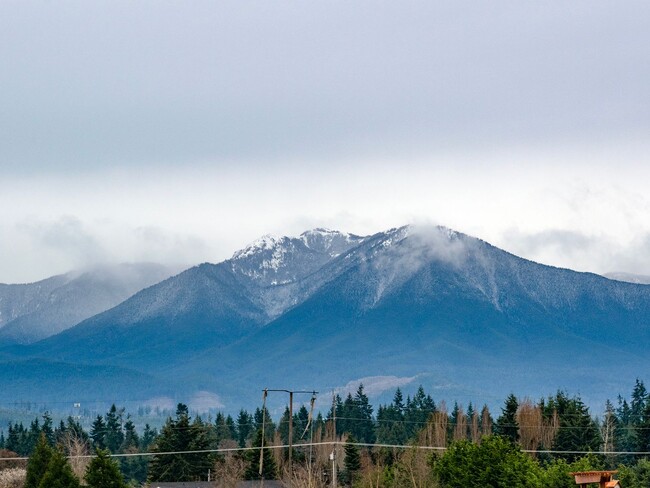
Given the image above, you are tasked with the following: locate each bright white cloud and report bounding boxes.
[0,1,648,282]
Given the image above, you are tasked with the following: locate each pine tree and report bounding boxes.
[636,400,650,454]
[549,391,601,462]
[277,407,291,444]
[85,449,127,488]
[41,412,54,445]
[5,424,20,455]
[120,418,139,451]
[631,379,647,423]
[404,385,436,439]
[495,393,519,443]
[90,415,107,450]
[236,410,252,447]
[148,403,215,482]
[25,433,54,488]
[377,388,409,445]
[140,424,157,451]
[104,405,124,453]
[353,384,375,443]
[342,434,361,485]
[245,428,277,480]
[38,448,81,488]
[253,406,275,439]
[215,412,236,446]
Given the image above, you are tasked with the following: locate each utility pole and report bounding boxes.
[288,391,293,473]
[331,391,337,488]
[263,388,318,483]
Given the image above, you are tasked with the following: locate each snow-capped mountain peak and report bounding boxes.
[229,229,365,287]
[300,228,364,256]
[231,234,284,260]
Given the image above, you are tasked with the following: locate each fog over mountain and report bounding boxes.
[0,263,179,344]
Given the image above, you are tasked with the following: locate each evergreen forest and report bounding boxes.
[3,381,650,487]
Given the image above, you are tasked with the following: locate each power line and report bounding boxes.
[5,440,650,463]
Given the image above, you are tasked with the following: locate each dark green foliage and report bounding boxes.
[404,386,436,439]
[337,384,375,443]
[433,436,541,488]
[40,413,54,445]
[90,415,107,450]
[631,379,647,424]
[5,422,25,455]
[619,458,650,487]
[277,406,291,444]
[120,417,139,451]
[85,449,128,488]
[545,391,601,461]
[214,412,236,446]
[140,423,157,451]
[377,388,408,445]
[148,403,215,482]
[615,381,649,462]
[119,454,148,485]
[104,405,124,453]
[495,394,519,443]
[342,434,361,485]
[244,428,277,480]
[38,448,81,488]
[538,455,602,488]
[253,406,276,440]
[236,409,253,447]
[25,433,54,488]
[5,412,56,456]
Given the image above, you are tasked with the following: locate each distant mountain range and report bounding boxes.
[0,263,178,344]
[1,226,649,412]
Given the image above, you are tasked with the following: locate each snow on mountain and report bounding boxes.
[228,228,366,317]
[231,228,364,286]
[0,263,178,344]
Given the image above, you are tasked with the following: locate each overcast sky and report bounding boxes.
[1,1,649,283]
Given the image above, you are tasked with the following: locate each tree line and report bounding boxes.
[3,380,650,486]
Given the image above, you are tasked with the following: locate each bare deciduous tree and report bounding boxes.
[480,405,492,439]
[517,399,542,453]
[282,461,327,488]
[540,409,559,450]
[470,411,480,444]
[59,431,90,480]
[213,449,248,488]
[452,406,467,442]
[0,468,26,488]
[393,447,437,488]
[421,402,447,449]
[0,450,24,471]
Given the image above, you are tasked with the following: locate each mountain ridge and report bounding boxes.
[2,225,649,410]
[0,263,179,345]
